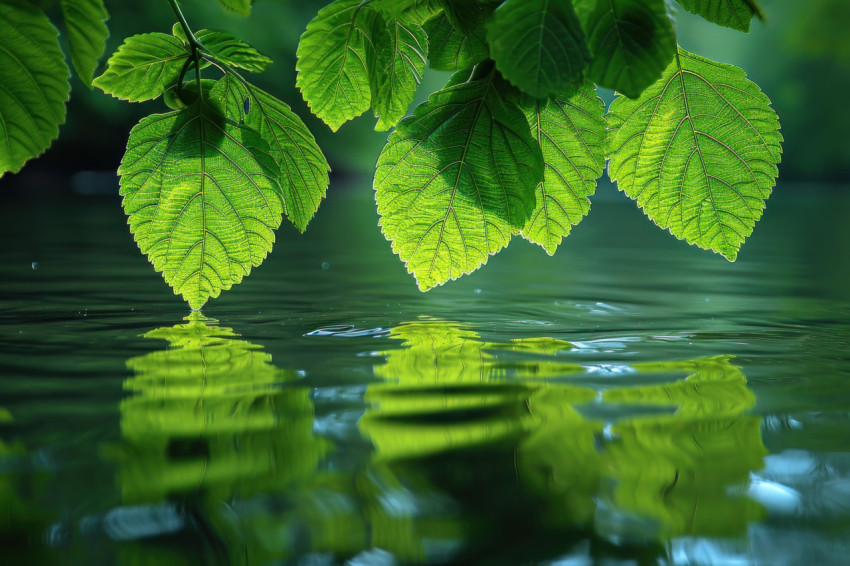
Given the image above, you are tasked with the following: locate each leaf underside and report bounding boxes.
[371,14,428,130]
[195,29,272,73]
[488,0,590,98]
[119,103,283,309]
[574,0,676,99]
[375,64,543,291]
[517,81,606,255]
[607,46,782,260]
[674,0,764,32]
[93,33,189,102]
[0,0,70,178]
[424,10,489,71]
[211,76,330,233]
[61,0,110,86]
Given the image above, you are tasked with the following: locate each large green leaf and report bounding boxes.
[296,0,377,131]
[118,103,283,309]
[195,29,272,73]
[211,76,330,232]
[93,33,189,102]
[217,0,251,17]
[607,46,782,260]
[0,0,70,178]
[488,0,589,98]
[60,0,110,87]
[371,13,428,130]
[674,0,764,32]
[375,64,542,290]
[517,81,606,254]
[573,0,675,98]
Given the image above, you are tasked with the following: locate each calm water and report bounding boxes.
[1,181,849,565]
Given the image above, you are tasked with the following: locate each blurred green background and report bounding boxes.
[1,0,848,196]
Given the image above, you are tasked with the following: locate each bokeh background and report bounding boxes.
[1,0,848,198]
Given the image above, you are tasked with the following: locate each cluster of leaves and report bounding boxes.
[0,0,783,309]
[294,0,781,290]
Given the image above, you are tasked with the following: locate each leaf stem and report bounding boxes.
[168,0,198,47]
[168,0,204,99]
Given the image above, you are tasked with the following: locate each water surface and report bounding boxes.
[1,181,849,565]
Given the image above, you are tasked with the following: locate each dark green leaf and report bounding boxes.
[573,0,676,98]
[375,64,542,290]
[0,0,70,177]
[93,33,189,102]
[195,29,272,73]
[674,0,764,32]
[424,10,488,71]
[296,0,377,131]
[212,76,330,232]
[60,0,110,87]
[119,103,283,309]
[607,46,782,260]
[517,81,606,254]
[488,0,589,98]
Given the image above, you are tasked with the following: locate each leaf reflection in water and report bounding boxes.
[361,319,767,542]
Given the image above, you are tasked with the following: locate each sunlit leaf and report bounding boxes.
[607,46,782,260]
[375,64,542,290]
[196,29,272,73]
[674,0,764,32]
[573,0,675,98]
[516,81,606,254]
[93,32,189,102]
[60,0,110,87]
[295,0,377,131]
[0,0,70,178]
[423,10,488,71]
[212,76,330,232]
[217,0,251,17]
[371,13,428,130]
[118,102,283,309]
[488,0,589,98]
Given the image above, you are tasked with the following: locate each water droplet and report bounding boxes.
[321,262,330,270]
[31,261,39,270]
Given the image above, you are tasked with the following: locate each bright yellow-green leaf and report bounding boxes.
[93,32,189,102]
[60,0,110,87]
[375,64,542,290]
[0,0,70,178]
[295,0,377,131]
[516,81,606,254]
[607,46,782,260]
[423,9,488,71]
[371,14,428,130]
[195,29,273,73]
[118,103,283,310]
[211,76,330,232]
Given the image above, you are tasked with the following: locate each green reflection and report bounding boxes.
[361,320,767,543]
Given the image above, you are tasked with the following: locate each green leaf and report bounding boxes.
[211,75,330,232]
[195,29,272,73]
[371,13,428,130]
[573,0,676,99]
[60,0,110,87]
[375,64,542,290]
[0,0,70,178]
[516,81,606,254]
[296,0,377,131]
[607,46,782,260]
[217,0,251,17]
[488,0,589,98]
[118,103,283,309]
[93,33,189,102]
[674,0,764,32]
[423,10,488,71]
